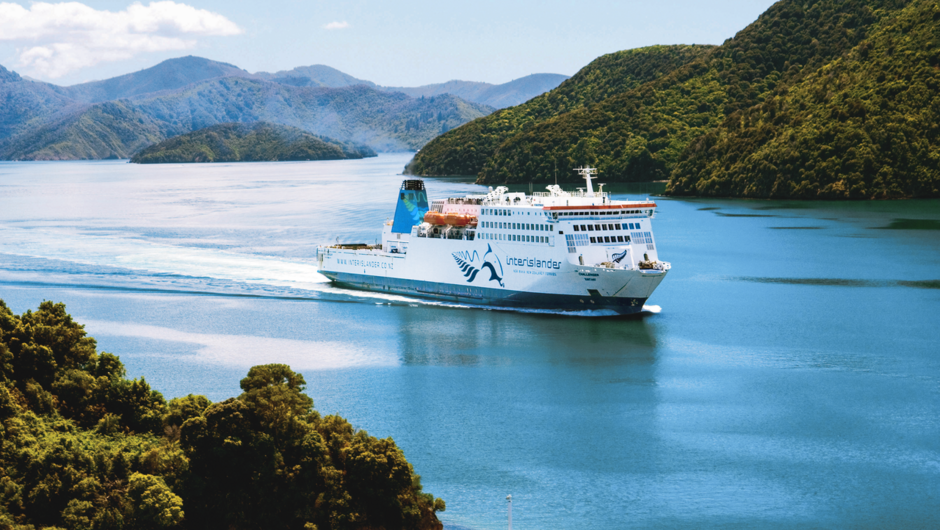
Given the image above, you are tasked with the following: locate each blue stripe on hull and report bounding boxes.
[322,271,648,315]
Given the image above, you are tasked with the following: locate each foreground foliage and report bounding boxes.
[0,299,444,529]
[130,122,377,164]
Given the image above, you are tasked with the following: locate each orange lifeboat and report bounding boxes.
[424,211,478,226]
[423,211,446,225]
[445,213,478,226]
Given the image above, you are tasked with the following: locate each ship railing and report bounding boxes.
[485,190,611,202]
[568,190,610,200]
[446,197,484,205]
[482,198,534,206]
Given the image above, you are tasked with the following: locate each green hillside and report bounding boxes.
[0,299,445,529]
[474,0,908,184]
[668,0,940,199]
[406,45,712,176]
[131,122,376,163]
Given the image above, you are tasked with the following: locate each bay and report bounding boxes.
[0,154,937,529]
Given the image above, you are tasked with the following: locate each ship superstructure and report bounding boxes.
[317,168,670,314]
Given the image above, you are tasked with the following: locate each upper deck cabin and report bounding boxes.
[382,169,662,267]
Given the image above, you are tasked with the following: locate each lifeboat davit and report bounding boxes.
[424,211,477,226]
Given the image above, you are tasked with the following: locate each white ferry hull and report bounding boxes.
[318,238,667,314]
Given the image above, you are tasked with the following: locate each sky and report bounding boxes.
[0,0,779,87]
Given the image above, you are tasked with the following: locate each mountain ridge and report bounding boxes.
[379,73,569,109]
[254,64,376,88]
[65,56,255,103]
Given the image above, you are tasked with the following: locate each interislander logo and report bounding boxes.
[611,250,628,264]
[452,245,504,287]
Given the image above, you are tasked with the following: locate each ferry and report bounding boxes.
[317,168,670,314]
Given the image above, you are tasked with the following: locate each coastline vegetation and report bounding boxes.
[0,299,445,530]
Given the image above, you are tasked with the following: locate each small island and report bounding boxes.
[131,122,377,164]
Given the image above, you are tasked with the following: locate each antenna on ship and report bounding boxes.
[575,166,598,197]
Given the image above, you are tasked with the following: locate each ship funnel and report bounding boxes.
[392,179,430,233]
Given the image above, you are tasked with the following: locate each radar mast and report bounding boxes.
[575,166,598,197]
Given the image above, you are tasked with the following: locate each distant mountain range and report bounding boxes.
[252,65,568,108]
[380,74,569,109]
[0,56,567,160]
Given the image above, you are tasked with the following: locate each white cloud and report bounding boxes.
[323,20,349,30]
[0,1,243,78]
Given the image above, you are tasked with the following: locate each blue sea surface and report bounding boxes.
[0,155,938,529]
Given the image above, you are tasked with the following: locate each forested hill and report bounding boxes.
[668,0,940,199]
[405,45,713,177]
[473,0,910,185]
[0,299,445,529]
[405,0,937,200]
[131,122,376,163]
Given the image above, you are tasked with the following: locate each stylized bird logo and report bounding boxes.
[453,244,504,287]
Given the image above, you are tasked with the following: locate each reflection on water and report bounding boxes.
[713,212,779,217]
[877,218,940,230]
[396,305,659,367]
[897,279,940,289]
[732,277,940,289]
[0,157,938,529]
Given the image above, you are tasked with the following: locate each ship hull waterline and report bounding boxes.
[321,269,666,315]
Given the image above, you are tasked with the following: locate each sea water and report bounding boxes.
[0,155,937,529]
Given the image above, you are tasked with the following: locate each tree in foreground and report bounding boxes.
[0,299,444,529]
